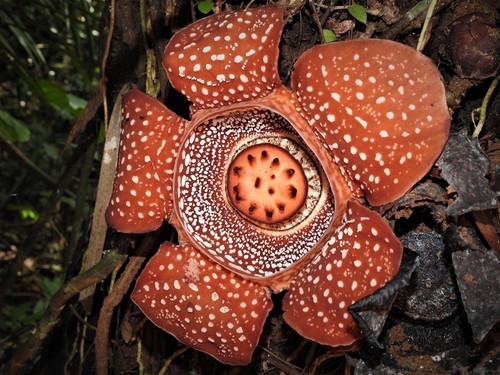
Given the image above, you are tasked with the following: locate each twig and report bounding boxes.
[137,337,144,375]
[4,250,127,375]
[416,0,437,52]
[95,256,145,375]
[146,0,171,102]
[65,85,104,147]
[260,347,304,375]
[380,0,431,40]
[402,0,431,22]
[79,85,128,312]
[94,231,160,375]
[140,0,160,97]
[158,346,190,375]
[100,0,117,133]
[472,210,500,254]
[309,352,346,374]
[472,75,499,139]
[304,341,318,372]
[308,0,326,44]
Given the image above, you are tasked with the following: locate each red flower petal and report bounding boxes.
[163,6,283,111]
[282,200,403,347]
[131,242,273,365]
[106,89,186,233]
[292,40,450,205]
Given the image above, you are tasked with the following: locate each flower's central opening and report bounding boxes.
[227,143,308,224]
[174,108,335,277]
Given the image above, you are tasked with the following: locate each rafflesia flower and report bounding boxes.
[105,6,450,365]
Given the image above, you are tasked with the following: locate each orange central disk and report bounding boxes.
[227,143,308,224]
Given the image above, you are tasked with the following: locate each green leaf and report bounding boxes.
[348,4,367,24]
[98,122,106,143]
[41,277,63,298]
[7,204,40,221]
[0,110,31,142]
[323,29,337,43]
[67,93,88,112]
[197,0,214,15]
[43,143,60,160]
[35,80,88,120]
[32,300,47,319]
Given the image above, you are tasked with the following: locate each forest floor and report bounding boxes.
[1,0,499,374]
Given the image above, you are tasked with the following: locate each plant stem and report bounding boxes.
[416,0,437,52]
[472,75,500,139]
